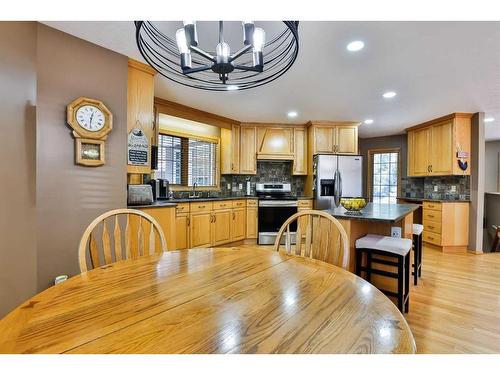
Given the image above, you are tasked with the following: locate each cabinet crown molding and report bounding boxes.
[405,112,473,132]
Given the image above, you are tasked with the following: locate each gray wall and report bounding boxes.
[358,134,407,196]
[485,141,500,192]
[0,22,38,317]
[36,24,128,290]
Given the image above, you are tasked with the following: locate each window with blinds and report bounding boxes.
[157,133,218,187]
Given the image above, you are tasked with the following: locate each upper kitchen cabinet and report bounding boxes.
[293,127,307,175]
[407,113,472,177]
[221,123,241,174]
[307,121,360,155]
[256,126,294,159]
[240,126,257,174]
[127,59,156,175]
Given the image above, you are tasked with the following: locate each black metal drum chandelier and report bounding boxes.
[134,21,299,91]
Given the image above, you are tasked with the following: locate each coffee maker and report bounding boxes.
[149,179,170,200]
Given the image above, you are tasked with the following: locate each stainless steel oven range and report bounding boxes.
[256,183,298,245]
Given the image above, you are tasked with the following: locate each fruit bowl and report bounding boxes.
[340,197,367,215]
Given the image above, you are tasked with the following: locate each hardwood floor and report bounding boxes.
[233,243,500,353]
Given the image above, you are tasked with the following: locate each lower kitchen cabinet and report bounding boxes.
[232,207,246,241]
[175,214,190,250]
[190,211,213,248]
[140,206,176,250]
[246,207,258,238]
[212,209,232,245]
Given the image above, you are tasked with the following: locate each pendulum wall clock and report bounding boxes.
[66,97,113,166]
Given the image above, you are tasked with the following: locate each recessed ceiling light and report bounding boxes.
[287,111,298,118]
[485,117,495,123]
[226,85,238,91]
[364,119,374,124]
[347,40,364,52]
[383,91,397,99]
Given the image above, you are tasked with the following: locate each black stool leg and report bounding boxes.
[397,255,404,312]
[418,235,423,277]
[413,234,418,286]
[355,249,362,277]
[405,252,410,313]
[366,252,372,283]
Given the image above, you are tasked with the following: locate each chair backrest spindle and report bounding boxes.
[273,210,350,270]
[78,209,167,273]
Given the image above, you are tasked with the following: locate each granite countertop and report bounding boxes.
[323,203,420,223]
[128,195,314,209]
[397,196,471,203]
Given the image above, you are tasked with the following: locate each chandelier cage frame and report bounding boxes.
[134,21,300,91]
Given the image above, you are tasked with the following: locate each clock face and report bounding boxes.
[75,105,106,132]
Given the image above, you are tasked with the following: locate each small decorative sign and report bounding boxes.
[456,151,469,158]
[128,127,149,166]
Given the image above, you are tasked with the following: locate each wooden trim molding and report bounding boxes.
[405,112,473,132]
[366,147,402,202]
[155,97,240,130]
[128,59,157,76]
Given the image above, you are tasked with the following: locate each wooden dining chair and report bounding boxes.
[78,208,167,272]
[273,210,350,269]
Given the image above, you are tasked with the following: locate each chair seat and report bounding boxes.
[355,234,412,256]
[413,224,424,235]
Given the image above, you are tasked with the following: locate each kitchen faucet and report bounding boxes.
[189,182,200,198]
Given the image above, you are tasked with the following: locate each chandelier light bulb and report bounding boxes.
[253,28,266,52]
[183,20,195,26]
[242,21,255,45]
[175,28,189,54]
[216,42,231,58]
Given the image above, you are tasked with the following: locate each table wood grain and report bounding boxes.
[0,248,416,354]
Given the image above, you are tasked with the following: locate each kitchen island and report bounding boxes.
[323,203,419,292]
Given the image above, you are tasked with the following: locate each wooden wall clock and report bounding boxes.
[67,97,113,166]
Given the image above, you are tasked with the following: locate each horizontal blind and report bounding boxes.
[188,139,217,187]
[157,134,184,184]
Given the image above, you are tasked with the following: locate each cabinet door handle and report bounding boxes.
[187,217,190,226]
[428,214,434,218]
[430,165,433,172]
[233,212,235,220]
[214,214,216,223]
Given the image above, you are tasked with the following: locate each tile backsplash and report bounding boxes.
[401,175,470,200]
[220,161,306,197]
[162,160,306,199]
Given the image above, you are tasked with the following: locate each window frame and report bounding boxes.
[367,147,401,204]
[157,129,220,191]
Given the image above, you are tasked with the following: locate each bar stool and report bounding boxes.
[412,224,424,285]
[355,234,412,313]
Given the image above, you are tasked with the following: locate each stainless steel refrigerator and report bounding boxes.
[313,154,363,210]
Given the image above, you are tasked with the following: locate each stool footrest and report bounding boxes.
[370,257,399,267]
[358,266,399,279]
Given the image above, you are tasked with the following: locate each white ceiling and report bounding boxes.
[43,21,500,140]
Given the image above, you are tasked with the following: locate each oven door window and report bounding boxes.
[258,206,298,233]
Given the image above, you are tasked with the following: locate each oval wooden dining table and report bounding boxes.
[0,247,416,354]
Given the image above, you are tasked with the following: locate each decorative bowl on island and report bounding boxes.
[340,197,367,215]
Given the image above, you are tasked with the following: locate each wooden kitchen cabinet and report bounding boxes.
[431,120,454,175]
[231,207,246,241]
[336,126,358,154]
[293,127,307,175]
[407,113,471,177]
[212,209,232,245]
[246,199,258,239]
[127,59,156,175]
[409,126,431,176]
[422,201,469,252]
[312,126,335,153]
[308,121,360,155]
[139,206,176,250]
[256,127,294,159]
[189,211,213,248]
[240,126,257,174]
[221,124,241,174]
[175,214,190,250]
